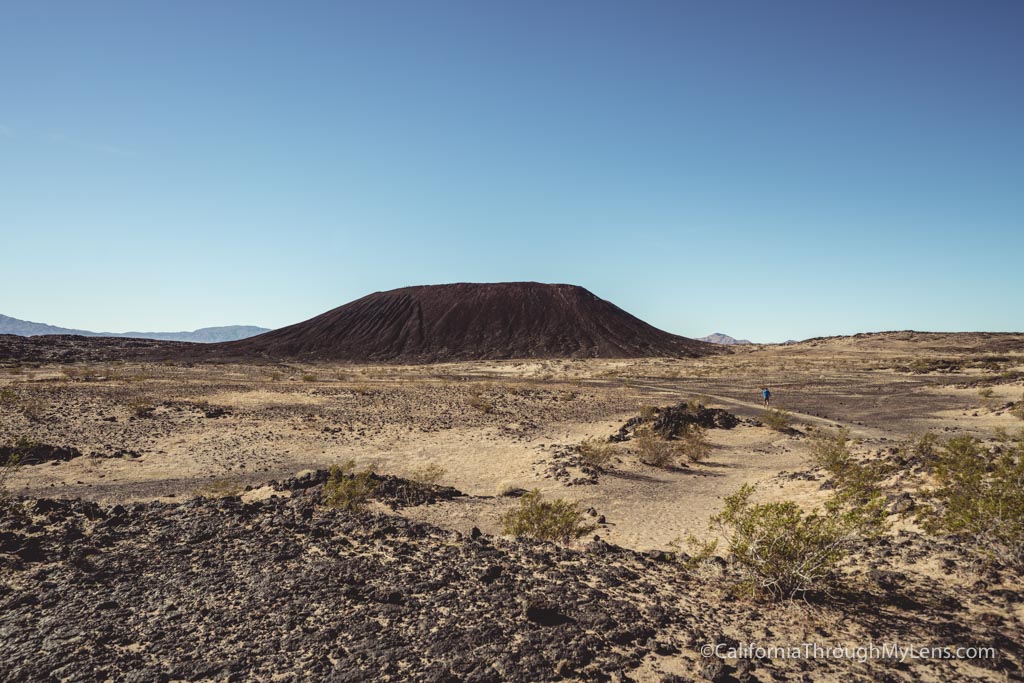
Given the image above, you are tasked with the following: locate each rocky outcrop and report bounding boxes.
[611,403,740,442]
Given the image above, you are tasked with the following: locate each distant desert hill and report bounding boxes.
[0,314,269,343]
[698,333,753,345]
[212,282,721,362]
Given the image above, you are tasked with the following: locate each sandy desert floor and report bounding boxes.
[2,331,1024,681]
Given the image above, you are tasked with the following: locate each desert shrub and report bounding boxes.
[128,398,156,418]
[19,396,47,421]
[350,383,372,396]
[634,426,680,468]
[577,438,615,470]
[322,460,379,512]
[495,481,521,497]
[301,373,316,382]
[0,437,32,515]
[467,389,495,414]
[1,451,21,510]
[0,387,18,408]
[639,404,658,421]
[909,431,942,461]
[809,426,853,473]
[200,479,243,498]
[677,424,710,463]
[760,409,792,432]
[1011,393,1024,421]
[918,435,1024,569]
[501,489,596,544]
[712,484,864,600]
[809,427,889,524]
[408,463,446,487]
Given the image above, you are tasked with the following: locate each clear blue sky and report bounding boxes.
[2,1,1021,342]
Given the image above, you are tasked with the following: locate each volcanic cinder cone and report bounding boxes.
[212,282,720,362]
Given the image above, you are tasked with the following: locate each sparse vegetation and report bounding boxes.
[711,484,874,601]
[808,427,889,525]
[577,437,615,469]
[0,386,18,407]
[19,395,47,422]
[677,424,710,463]
[408,463,446,487]
[760,408,792,432]
[501,489,596,544]
[200,479,244,498]
[918,434,1024,569]
[1,437,32,515]
[301,373,317,382]
[1011,393,1024,421]
[128,398,156,418]
[322,460,379,512]
[495,481,521,497]
[350,383,372,396]
[634,425,680,468]
[467,388,495,414]
[1,454,21,511]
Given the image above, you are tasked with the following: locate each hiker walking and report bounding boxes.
[762,387,771,408]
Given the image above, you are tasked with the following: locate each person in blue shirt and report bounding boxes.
[762,387,771,408]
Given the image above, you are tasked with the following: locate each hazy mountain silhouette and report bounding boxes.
[0,314,269,343]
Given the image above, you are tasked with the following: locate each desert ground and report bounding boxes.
[2,331,1024,681]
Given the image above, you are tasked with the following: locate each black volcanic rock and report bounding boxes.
[211,282,720,362]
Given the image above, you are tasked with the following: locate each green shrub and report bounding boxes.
[760,409,792,432]
[322,460,379,512]
[678,424,711,464]
[809,426,853,473]
[577,438,615,469]
[301,373,317,382]
[0,438,32,515]
[712,484,855,600]
[809,428,889,526]
[634,426,680,468]
[501,489,596,544]
[909,431,941,461]
[919,435,1024,569]
[0,387,17,408]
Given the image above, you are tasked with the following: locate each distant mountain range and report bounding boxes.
[698,333,753,345]
[0,314,270,343]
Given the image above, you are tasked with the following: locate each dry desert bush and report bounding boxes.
[407,463,446,487]
[577,438,615,470]
[634,426,679,467]
[918,434,1024,569]
[760,408,793,432]
[709,482,886,601]
[501,489,596,544]
[322,460,379,512]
